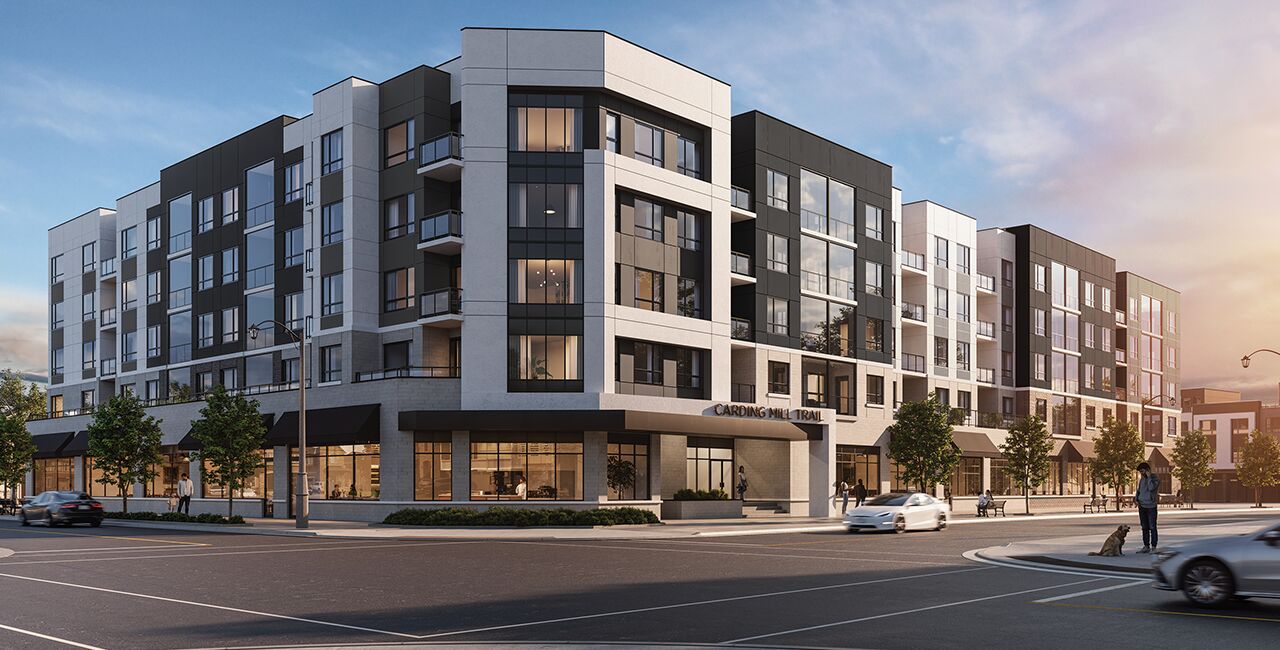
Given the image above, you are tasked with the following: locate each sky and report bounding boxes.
[1,0,1278,399]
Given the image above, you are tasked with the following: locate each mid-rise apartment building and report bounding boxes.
[28,28,1183,519]
[1179,387,1280,502]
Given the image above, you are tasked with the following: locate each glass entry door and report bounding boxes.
[686,438,734,493]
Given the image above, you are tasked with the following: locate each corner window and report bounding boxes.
[169,193,192,252]
[245,160,275,228]
[634,121,664,167]
[384,119,415,167]
[800,169,828,234]
[245,228,273,289]
[321,130,343,175]
[50,301,64,329]
[50,254,64,283]
[766,169,789,210]
[168,255,191,308]
[283,161,303,203]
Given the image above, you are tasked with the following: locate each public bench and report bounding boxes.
[1083,497,1109,513]
[978,499,1007,517]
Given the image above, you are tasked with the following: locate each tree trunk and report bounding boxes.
[228,487,234,518]
[122,485,129,514]
[1024,484,1030,515]
[1115,485,1120,513]
[1256,487,1262,508]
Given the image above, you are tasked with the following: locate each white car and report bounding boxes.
[843,492,949,533]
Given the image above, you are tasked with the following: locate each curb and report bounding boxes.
[963,548,1152,579]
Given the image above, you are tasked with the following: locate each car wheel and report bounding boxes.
[1182,560,1234,607]
[90,520,102,528]
[935,514,947,531]
[44,512,53,527]
[893,516,907,534]
[19,512,29,526]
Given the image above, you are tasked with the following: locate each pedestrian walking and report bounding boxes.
[839,478,850,513]
[736,466,748,501]
[176,473,194,515]
[1135,462,1161,553]
[853,478,868,508]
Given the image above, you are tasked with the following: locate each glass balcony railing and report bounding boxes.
[901,250,926,271]
[100,308,117,326]
[419,210,462,242]
[901,302,926,322]
[731,317,752,341]
[976,273,996,292]
[421,288,463,318]
[977,320,995,337]
[420,133,463,166]
[976,367,996,384]
[1116,349,1127,364]
[100,257,116,277]
[730,252,753,276]
[902,352,925,373]
[354,366,459,382]
[731,383,756,403]
[100,358,116,376]
[1115,310,1126,325]
[731,186,753,212]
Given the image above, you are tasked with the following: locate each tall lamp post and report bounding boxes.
[248,317,309,529]
[1241,349,1280,370]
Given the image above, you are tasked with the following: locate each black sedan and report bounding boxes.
[20,491,104,527]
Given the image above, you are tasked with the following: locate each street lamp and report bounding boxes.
[249,317,309,529]
[1241,348,1280,369]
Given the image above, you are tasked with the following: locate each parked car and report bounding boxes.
[19,491,104,527]
[843,492,949,533]
[1152,521,1280,606]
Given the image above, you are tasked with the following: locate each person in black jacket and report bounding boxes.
[853,479,868,508]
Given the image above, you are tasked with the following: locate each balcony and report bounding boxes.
[100,257,116,278]
[1116,349,1127,365]
[731,383,756,403]
[417,133,464,181]
[901,250,926,273]
[1115,310,1126,326]
[902,352,926,374]
[420,288,463,327]
[731,317,753,343]
[100,308,117,328]
[100,358,116,377]
[354,366,459,382]
[901,302,926,324]
[730,186,755,221]
[730,252,755,285]
[977,320,995,338]
[976,273,996,293]
[976,367,996,384]
[417,210,463,255]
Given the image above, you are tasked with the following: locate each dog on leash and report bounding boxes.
[1088,524,1131,556]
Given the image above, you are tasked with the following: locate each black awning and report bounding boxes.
[60,431,89,456]
[32,431,74,459]
[267,404,379,447]
[399,409,821,442]
[179,414,275,451]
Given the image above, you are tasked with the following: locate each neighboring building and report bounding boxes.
[1179,387,1280,502]
[28,28,1185,519]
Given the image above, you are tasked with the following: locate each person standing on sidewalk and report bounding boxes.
[736,466,748,501]
[853,479,867,508]
[176,473,194,515]
[839,478,850,513]
[1135,462,1161,553]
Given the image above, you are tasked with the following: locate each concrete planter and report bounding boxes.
[661,499,743,520]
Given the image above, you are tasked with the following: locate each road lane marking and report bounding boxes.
[508,540,965,566]
[3,526,208,545]
[0,571,419,639]
[0,622,106,649]
[0,539,478,566]
[14,545,207,554]
[1033,580,1148,603]
[721,576,1109,644]
[1040,601,1280,623]
[412,566,993,640]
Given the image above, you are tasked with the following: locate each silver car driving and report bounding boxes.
[1152,521,1280,606]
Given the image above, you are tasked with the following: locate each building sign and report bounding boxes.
[712,403,822,422]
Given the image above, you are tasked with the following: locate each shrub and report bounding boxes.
[383,506,660,527]
[672,488,730,501]
[104,511,245,525]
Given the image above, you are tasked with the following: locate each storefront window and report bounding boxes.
[293,445,380,500]
[1031,460,1062,495]
[836,445,880,496]
[33,457,74,494]
[203,450,273,499]
[608,436,649,500]
[470,434,582,500]
[889,460,912,492]
[949,457,982,497]
[414,434,453,501]
[144,453,192,498]
[1064,461,1093,495]
[989,458,1017,496]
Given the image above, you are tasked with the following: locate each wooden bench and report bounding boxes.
[1083,497,1108,513]
[1158,494,1186,508]
[978,500,1007,517]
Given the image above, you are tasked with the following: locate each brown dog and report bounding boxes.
[1088,524,1131,556]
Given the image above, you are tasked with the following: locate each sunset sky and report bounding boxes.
[1,1,1278,398]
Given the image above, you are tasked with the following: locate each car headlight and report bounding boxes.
[876,512,892,518]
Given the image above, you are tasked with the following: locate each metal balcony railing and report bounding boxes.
[730,252,753,276]
[902,352,925,373]
[977,320,995,337]
[901,250,926,271]
[731,186,752,211]
[420,288,463,318]
[901,302,926,322]
[354,366,459,382]
[420,132,463,166]
[420,210,463,242]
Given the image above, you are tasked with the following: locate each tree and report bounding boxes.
[0,369,46,421]
[86,392,163,513]
[888,393,960,493]
[1090,417,1145,512]
[190,386,267,516]
[999,415,1053,515]
[1235,430,1280,508]
[0,415,37,514]
[607,455,637,500]
[168,381,193,402]
[1171,429,1214,509]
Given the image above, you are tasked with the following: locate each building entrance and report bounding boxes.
[686,437,734,493]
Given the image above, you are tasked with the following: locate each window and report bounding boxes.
[630,342,662,385]
[1036,398,1048,420]
[221,187,240,224]
[50,347,64,375]
[1084,280,1095,308]
[245,228,273,289]
[677,277,701,318]
[676,211,700,250]
[121,278,137,310]
[195,255,214,291]
[320,345,342,383]
[146,271,161,305]
[414,435,453,501]
[634,269,663,312]
[384,119,414,167]
[167,193,192,251]
[766,234,789,272]
[297,444,381,500]
[221,247,240,284]
[284,227,304,267]
[169,255,191,308]
[607,439,649,500]
[383,340,410,371]
[510,259,581,304]
[322,273,343,316]
[1085,322,1096,349]
[767,297,789,335]
[321,202,343,245]
[470,435,582,500]
[508,335,582,381]
[283,161,303,203]
[122,331,137,363]
[321,129,343,175]
[604,112,619,152]
[1101,327,1112,352]
[1051,352,1080,394]
[1101,366,1113,391]
[801,236,827,294]
[950,457,982,497]
[1168,346,1177,369]
[934,286,948,318]
[169,311,192,363]
[800,169,828,234]
[865,205,884,241]
[284,292,304,330]
[865,260,884,296]
[1033,308,1046,336]
[633,198,663,241]
[1034,353,1047,381]
[81,243,95,273]
[198,313,213,348]
[245,353,272,387]
[121,226,138,259]
[220,367,238,390]
[81,292,95,321]
[1101,286,1112,312]
[221,306,239,344]
[1033,263,1046,292]
[81,389,95,410]
[508,183,584,228]
[934,236,949,268]
[81,341,95,371]
[768,361,790,394]
[50,301,64,329]
[865,317,885,353]
[246,291,273,350]
[956,341,971,371]
[245,160,275,228]
[384,193,415,240]
[934,336,949,367]
[956,294,971,323]
[146,324,161,358]
[952,244,969,275]
[866,374,885,405]
[1003,351,1014,382]
[32,458,73,494]
[1084,362,1095,389]
[384,268,415,312]
[146,217,161,251]
[510,104,583,152]
[676,136,700,177]
[197,196,214,233]
[633,121,663,166]
[1085,405,1097,428]
[1167,310,1177,334]
[766,169,788,210]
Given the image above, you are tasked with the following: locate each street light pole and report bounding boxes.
[249,318,309,529]
[1241,349,1280,369]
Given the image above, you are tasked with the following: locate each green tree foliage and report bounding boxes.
[999,415,1053,514]
[1235,430,1280,507]
[86,392,163,513]
[606,455,636,499]
[0,369,46,421]
[1090,417,1145,511]
[190,386,267,516]
[1171,429,1215,508]
[0,415,37,513]
[888,394,959,493]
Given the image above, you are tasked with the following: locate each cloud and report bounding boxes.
[0,284,47,376]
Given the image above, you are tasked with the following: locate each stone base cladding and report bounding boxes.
[660,499,745,520]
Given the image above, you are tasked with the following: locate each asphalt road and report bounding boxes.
[0,511,1277,649]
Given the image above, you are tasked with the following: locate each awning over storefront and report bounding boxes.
[60,431,89,456]
[951,431,1001,458]
[266,405,378,447]
[178,414,275,451]
[1146,446,1171,467]
[1049,439,1068,457]
[1063,440,1097,462]
[32,431,74,459]
[398,409,823,441]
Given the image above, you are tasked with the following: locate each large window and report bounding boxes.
[633,121,663,166]
[169,193,193,250]
[837,446,881,497]
[222,246,240,284]
[414,434,452,501]
[509,335,581,382]
[384,119,415,167]
[321,201,343,245]
[676,136,700,177]
[320,345,342,383]
[633,198,663,241]
[508,183,584,228]
[471,435,583,500]
[322,273,343,316]
[634,269,663,312]
[283,162,303,203]
[766,169,788,210]
[221,306,239,344]
[949,457,982,497]
[321,130,343,175]
[222,187,240,225]
[767,297,789,335]
[33,457,74,493]
[510,104,583,152]
[283,228,303,268]
[169,311,191,363]
[383,268,415,312]
[246,291,273,350]
[169,255,191,308]
[511,260,580,304]
[121,226,137,259]
[245,160,274,228]
[676,211,700,250]
[203,450,272,499]
[384,193,415,240]
[298,445,380,500]
[245,228,273,289]
[1051,395,1081,436]
[800,297,851,355]
[766,234,789,272]
[608,437,650,500]
[800,169,827,234]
